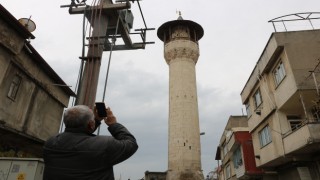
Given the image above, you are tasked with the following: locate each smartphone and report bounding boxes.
[95,102,107,117]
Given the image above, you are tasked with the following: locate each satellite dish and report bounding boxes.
[18,17,36,32]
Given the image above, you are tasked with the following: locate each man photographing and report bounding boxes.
[43,105,138,180]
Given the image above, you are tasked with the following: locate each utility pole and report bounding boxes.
[61,0,154,108]
[75,2,107,107]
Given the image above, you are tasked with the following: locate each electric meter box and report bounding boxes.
[0,158,44,180]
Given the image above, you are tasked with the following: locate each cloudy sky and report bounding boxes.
[2,0,320,179]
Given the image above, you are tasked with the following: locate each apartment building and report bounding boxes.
[0,4,75,157]
[241,29,320,180]
[216,116,263,180]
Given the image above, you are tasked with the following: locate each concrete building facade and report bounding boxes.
[241,29,320,179]
[157,15,204,180]
[0,4,75,157]
[216,116,263,180]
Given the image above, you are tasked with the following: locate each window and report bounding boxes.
[259,125,272,147]
[254,89,262,108]
[7,75,22,100]
[273,61,286,86]
[245,103,251,117]
[225,164,231,179]
[223,143,228,157]
[233,147,243,169]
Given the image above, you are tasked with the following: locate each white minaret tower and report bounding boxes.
[157,14,204,180]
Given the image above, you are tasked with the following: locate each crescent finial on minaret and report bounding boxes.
[176,10,183,20]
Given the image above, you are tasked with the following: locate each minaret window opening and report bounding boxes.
[190,29,197,42]
[163,27,172,43]
[171,26,189,39]
[164,30,170,43]
[161,26,200,43]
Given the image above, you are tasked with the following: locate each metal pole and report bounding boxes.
[281,20,287,32]
[309,19,315,30]
[76,0,111,108]
[272,22,277,32]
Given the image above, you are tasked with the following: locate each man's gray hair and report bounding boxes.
[63,105,94,128]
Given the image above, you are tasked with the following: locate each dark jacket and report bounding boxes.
[43,123,138,180]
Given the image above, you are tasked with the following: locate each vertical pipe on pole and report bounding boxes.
[312,72,319,96]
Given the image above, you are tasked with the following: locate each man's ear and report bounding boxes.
[87,120,95,133]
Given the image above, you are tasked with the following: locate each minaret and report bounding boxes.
[157,14,204,180]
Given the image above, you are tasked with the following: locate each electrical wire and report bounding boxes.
[102,14,120,102]
[137,0,147,29]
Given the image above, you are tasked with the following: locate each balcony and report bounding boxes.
[222,132,241,164]
[283,122,320,155]
[235,162,245,179]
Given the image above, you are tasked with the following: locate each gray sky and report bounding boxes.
[2,0,320,179]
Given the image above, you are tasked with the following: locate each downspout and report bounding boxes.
[257,75,286,158]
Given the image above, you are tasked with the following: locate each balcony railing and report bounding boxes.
[283,122,320,155]
[235,162,245,179]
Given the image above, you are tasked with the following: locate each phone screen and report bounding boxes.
[95,102,107,117]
